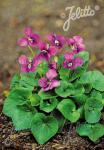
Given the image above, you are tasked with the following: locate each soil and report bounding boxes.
[0,113,104,150]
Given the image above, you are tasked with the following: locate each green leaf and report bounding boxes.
[73,94,87,105]
[72,82,85,95]
[19,73,36,91]
[52,110,66,132]
[59,68,71,80]
[58,52,89,82]
[84,84,92,94]
[92,71,104,91]
[29,94,41,106]
[76,123,104,142]
[85,109,101,123]
[57,99,80,122]
[3,89,31,117]
[31,113,58,144]
[84,98,103,123]
[3,89,36,130]
[55,81,71,98]
[78,106,84,118]
[79,71,104,91]
[69,62,88,82]
[68,51,90,82]
[90,90,102,100]
[75,51,89,63]
[10,73,20,90]
[38,90,57,100]
[40,98,58,113]
[85,98,103,111]
[55,80,84,98]
[101,93,104,106]
[58,55,64,69]
[12,106,36,130]
[36,60,48,76]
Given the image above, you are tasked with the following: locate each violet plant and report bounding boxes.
[3,27,104,144]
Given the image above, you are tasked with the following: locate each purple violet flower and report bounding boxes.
[18,27,40,48]
[39,69,60,91]
[38,41,58,62]
[67,36,85,54]
[63,52,83,70]
[47,33,66,49]
[18,55,41,73]
[48,61,57,70]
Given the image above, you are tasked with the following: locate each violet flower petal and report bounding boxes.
[20,65,28,73]
[73,43,85,54]
[73,36,83,43]
[67,38,75,45]
[18,38,28,47]
[73,57,84,68]
[38,77,48,88]
[38,41,47,50]
[46,34,53,41]
[63,59,69,69]
[33,55,42,68]
[18,55,28,65]
[48,61,57,70]
[57,35,66,45]
[49,46,58,56]
[64,52,74,60]
[24,27,32,36]
[38,53,50,62]
[46,69,57,80]
[50,79,60,89]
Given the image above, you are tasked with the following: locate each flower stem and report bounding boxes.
[28,46,35,57]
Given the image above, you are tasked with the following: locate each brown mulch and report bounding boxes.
[0,51,104,150]
[0,113,104,150]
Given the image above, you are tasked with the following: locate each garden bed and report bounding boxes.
[0,48,104,150]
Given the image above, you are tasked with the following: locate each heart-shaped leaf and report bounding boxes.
[55,81,84,98]
[79,71,104,91]
[59,68,71,80]
[67,51,89,82]
[75,51,89,62]
[76,123,104,142]
[38,90,57,100]
[85,98,103,112]
[12,106,36,130]
[52,110,66,132]
[69,62,88,82]
[84,98,103,123]
[55,81,72,97]
[73,94,87,105]
[29,94,41,106]
[31,113,58,144]
[85,109,101,124]
[3,89,31,117]
[19,73,36,91]
[10,73,20,90]
[84,84,92,94]
[40,98,58,113]
[57,99,80,122]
